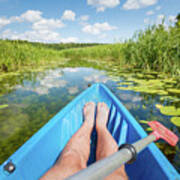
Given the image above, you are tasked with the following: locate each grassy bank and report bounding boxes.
[122,24,180,75]
[59,24,180,76]
[0,22,180,76]
[0,40,101,72]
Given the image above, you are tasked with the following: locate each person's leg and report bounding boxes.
[96,102,128,180]
[40,102,95,180]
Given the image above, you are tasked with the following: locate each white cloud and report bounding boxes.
[60,37,79,43]
[25,30,61,42]
[0,17,11,28]
[0,29,61,43]
[63,68,80,72]
[62,10,76,21]
[156,14,165,24]
[98,33,107,39]
[79,15,89,26]
[20,10,42,22]
[0,10,42,29]
[82,22,117,35]
[146,10,154,16]
[68,86,79,94]
[168,15,177,23]
[144,18,151,24]
[144,14,173,27]
[0,29,79,43]
[16,70,68,95]
[87,0,120,12]
[0,9,66,43]
[123,0,158,10]
[144,14,166,26]
[155,6,161,11]
[0,29,12,38]
[84,74,109,83]
[32,18,64,31]
[0,10,64,31]
[80,15,89,21]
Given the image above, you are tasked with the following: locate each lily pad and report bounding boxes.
[139,120,148,124]
[155,104,163,109]
[160,96,180,102]
[144,74,156,79]
[117,82,133,86]
[135,73,156,79]
[170,117,180,127]
[146,127,152,131]
[167,88,180,94]
[157,105,180,116]
[135,73,144,78]
[109,76,120,82]
[0,104,9,109]
[117,85,168,95]
[163,79,177,84]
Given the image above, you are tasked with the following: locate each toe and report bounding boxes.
[84,102,95,113]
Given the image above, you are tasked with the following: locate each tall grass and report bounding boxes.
[0,40,101,72]
[0,22,180,75]
[59,23,180,75]
[60,43,123,61]
[122,24,180,75]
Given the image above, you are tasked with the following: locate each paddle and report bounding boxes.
[66,121,179,180]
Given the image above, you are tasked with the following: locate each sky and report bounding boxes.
[0,0,179,43]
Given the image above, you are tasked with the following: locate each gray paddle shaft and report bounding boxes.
[66,134,156,180]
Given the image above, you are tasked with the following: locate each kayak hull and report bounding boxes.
[0,83,179,180]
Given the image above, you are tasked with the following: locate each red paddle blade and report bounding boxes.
[148,121,179,146]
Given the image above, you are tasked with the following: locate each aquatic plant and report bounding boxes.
[171,117,180,126]
[167,88,180,94]
[156,105,180,116]
[0,104,8,109]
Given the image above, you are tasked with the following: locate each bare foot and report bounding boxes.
[96,102,109,129]
[83,102,96,129]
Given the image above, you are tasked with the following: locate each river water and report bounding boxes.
[0,67,179,172]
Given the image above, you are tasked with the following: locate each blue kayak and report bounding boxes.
[0,83,179,180]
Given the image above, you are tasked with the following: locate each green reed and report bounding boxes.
[59,23,180,76]
[0,21,179,76]
[121,24,180,75]
[0,40,101,72]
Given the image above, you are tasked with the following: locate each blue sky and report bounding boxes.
[0,0,179,43]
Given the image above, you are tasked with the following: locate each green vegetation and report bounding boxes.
[0,18,180,75]
[116,74,180,97]
[0,104,8,109]
[175,13,180,27]
[156,105,180,116]
[171,117,180,126]
[0,40,102,72]
[59,22,180,75]
[121,24,180,75]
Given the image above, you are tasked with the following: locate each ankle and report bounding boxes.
[96,125,108,132]
[82,122,94,133]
